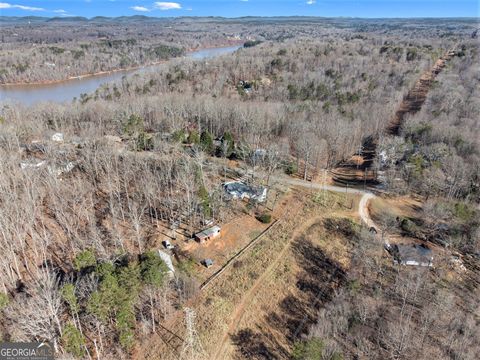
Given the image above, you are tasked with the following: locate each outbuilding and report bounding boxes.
[203,259,214,268]
[195,225,221,244]
[157,250,175,278]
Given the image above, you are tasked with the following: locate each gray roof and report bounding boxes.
[224,181,252,194]
[195,225,221,239]
[391,244,433,267]
[224,181,267,202]
[204,259,213,266]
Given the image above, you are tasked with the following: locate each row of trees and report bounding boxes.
[3,249,174,358]
[0,129,212,356]
[374,40,480,253]
[292,33,479,360]
[81,33,456,176]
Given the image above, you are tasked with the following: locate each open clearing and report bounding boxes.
[140,188,360,359]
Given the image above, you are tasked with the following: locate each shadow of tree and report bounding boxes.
[230,227,347,359]
[231,328,281,360]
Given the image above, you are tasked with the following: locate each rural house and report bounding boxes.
[387,243,433,267]
[224,181,268,202]
[195,225,221,243]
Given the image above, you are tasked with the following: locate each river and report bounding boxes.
[0,45,241,106]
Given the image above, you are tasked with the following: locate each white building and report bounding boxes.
[158,250,175,278]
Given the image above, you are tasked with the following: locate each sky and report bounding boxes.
[0,0,478,18]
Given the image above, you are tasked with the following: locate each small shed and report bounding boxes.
[195,225,221,244]
[203,259,214,268]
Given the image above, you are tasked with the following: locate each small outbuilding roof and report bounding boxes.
[157,250,175,277]
[204,259,214,267]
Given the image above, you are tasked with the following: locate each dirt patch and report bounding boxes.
[208,196,356,359]
[386,50,456,135]
[369,195,422,225]
[182,215,268,282]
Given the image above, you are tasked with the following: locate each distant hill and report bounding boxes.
[0,15,477,25]
[47,16,88,22]
[115,15,159,22]
[0,16,49,23]
[90,16,113,22]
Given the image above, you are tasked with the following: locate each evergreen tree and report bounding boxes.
[200,130,214,154]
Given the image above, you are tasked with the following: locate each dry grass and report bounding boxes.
[369,195,422,223]
[139,188,358,359]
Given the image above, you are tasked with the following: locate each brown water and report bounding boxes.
[0,45,241,106]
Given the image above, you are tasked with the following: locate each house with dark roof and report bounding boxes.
[387,243,433,267]
[223,181,267,203]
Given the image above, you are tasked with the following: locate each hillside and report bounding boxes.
[0,17,478,360]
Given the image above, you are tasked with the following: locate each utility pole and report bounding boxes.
[323,169,327,205]
[180,307,205,360]
[364,169,367,191]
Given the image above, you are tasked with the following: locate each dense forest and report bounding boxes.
[1,16,476,83]
[0,17,478,360]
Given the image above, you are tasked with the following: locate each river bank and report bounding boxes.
[0,44,242,106]
[0,42,243,87]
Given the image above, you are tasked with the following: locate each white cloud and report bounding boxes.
[131,5,149,12]
[54,9,67,14]
[154,2,181,10]
[240,0,248,2]
[0,2,45,11]
[306,0,316,4]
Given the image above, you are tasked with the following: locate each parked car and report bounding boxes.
[162,240,174,250]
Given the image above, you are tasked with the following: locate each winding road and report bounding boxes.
[211,174,378,359]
